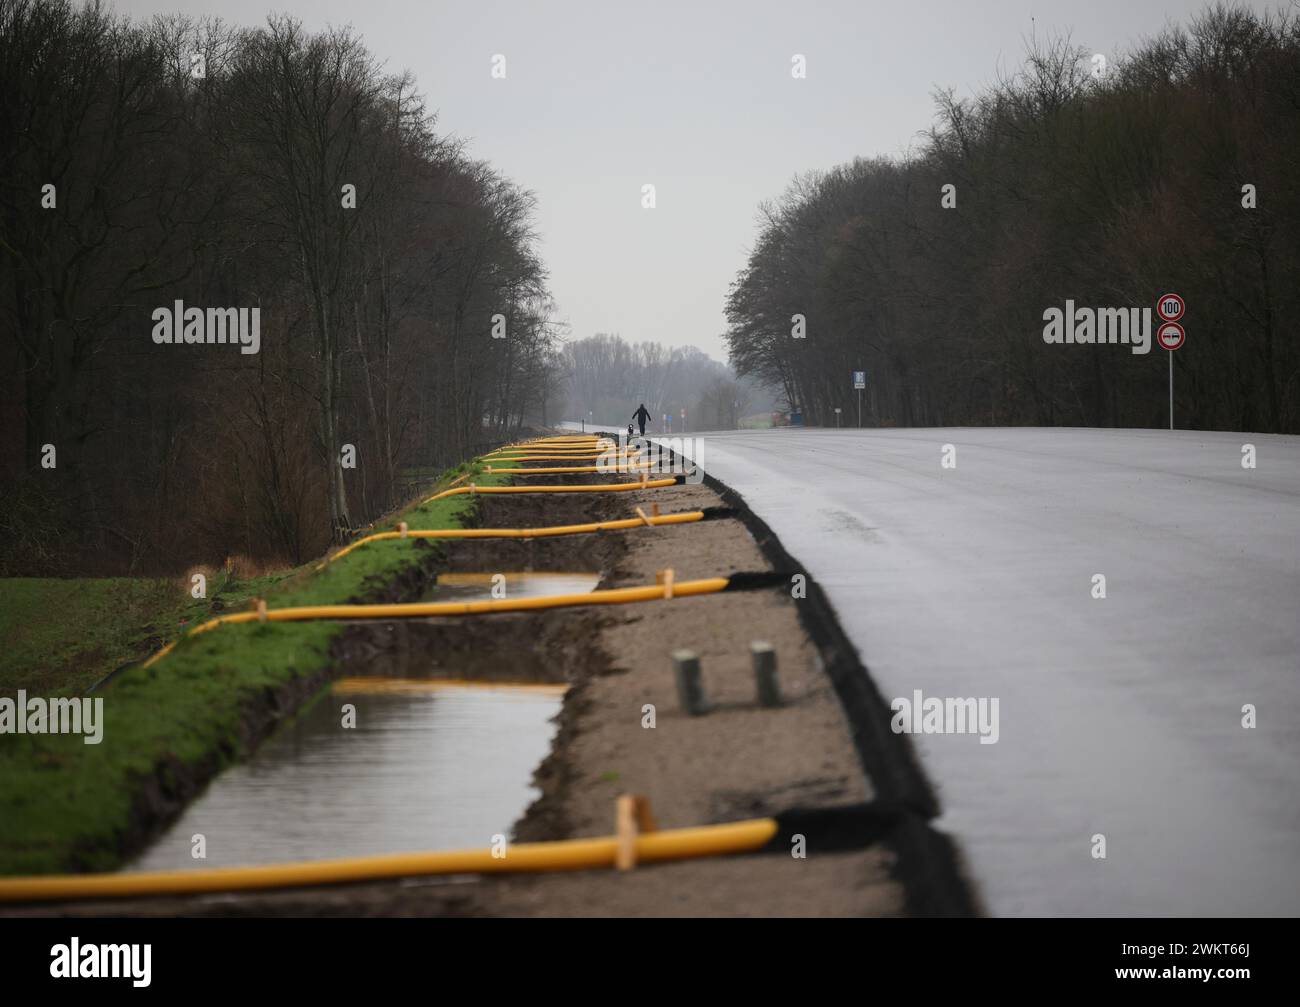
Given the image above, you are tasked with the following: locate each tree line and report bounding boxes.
[560,333,772,433]
[724,4,1300,434]
[0,0,559,574]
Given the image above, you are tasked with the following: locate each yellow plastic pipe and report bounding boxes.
[495,439,621,445]
[422,477,676,505]
[492,434,610,444]
[488,444,611,455]
[488,444,624,454]
[489,444,636,454]
[492,436,610,448]
[142,576,729,668]
[487,453,638,462]
[0,818,779,903]
[485,461,653,475]
[316,510,704,570]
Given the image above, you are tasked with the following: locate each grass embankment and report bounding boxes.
[0,461,509,875]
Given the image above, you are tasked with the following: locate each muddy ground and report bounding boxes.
[12,450,940,917]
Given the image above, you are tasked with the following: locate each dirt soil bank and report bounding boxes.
[13,453,972,917]
[485,478,904,916]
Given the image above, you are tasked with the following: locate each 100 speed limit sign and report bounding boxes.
[1157,294,1185,350]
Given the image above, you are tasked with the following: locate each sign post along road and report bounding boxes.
[853,370,866,427]
[1156,294,1185,430]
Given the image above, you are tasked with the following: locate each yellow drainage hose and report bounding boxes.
[315,510,704,570]
[495,440,625,446]
[487,453,638,463]
[488,445,612,456]
[485,462,652,475]
[422,476,676,505]
[0,819,778,904]
[495,443,635,451]
[488,439,619,450]
[490,436,610,446]
[141,576,729,668]
[493,436,610,448]
[489,444,635,454]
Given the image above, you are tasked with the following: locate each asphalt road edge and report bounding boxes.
[682,445,983,916]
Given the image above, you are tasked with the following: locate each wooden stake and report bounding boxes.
[615,795,657,871]
[616,795,638,870]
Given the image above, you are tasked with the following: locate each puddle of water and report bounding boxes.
[427,571,601,602]
[126,679,564,871]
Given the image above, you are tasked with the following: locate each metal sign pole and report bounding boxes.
[1156,294,1184,432]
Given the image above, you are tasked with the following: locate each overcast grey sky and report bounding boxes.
[122,0,1273,363]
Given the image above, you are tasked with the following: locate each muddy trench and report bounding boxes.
[65,463,636,883]
[17,444,975,917]
[333,469,632,684]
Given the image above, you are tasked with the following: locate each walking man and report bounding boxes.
[632,402,651,437]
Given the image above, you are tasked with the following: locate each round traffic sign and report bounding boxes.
[1156,293,1184,322]
[1157,321,1185,351]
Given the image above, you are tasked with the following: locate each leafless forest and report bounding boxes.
[1,1,560,574]
[725,6,1300,432]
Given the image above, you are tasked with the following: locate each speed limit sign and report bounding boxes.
[1156,293,1184,322]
